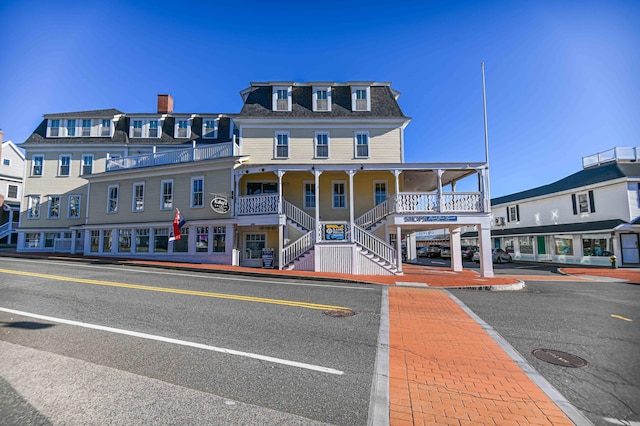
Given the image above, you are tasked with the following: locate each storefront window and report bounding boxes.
[246,233,265,259]
[44,232,58,248]
[213,226,226,253]
[102,230,112,253]
[136,229,150,253]
[154,228,168,253]
[26,233,41,248]
[554,236,573,255]
[119,229,131,253]
[174,227,189,253]
[582,235,610,256]
[90,230,100,253]
[196,226,209,253]
[504,238,514,254]
[518,236,533,254]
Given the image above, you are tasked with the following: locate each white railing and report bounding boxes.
[282,231,315,266]
[236,193,279,215]
[352,225,397,266]
[582,147,640,168]
[106,142,237,171]
[397,193,439,212]
[283,200,315,231]
[355,196,396,229]
[441,193,483,212]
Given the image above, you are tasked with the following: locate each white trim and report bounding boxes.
[354,131,370,158]
[107,185,119,214]
[99,118,113,137]
[272,86,292,112]
[31,155,44,176]
[174,118,192,139]
[202,118,219,139]
[27,194,41,219]
[303,180,316,210]
[58,154,71,176]
[80,119,93,137]
[373,180,388,207]
[47,119,61,137]
[312,86,332,112]
[274,131,290,159]
[351,86,371,111]
[314,131,330,159]
[67,194,81,219]
[332,180,347,210]
[160,179,173,210]
[191,176,205,208]
[244,232,267,260]
[5,183,19,200]
[130,118,162,139]
[132,182,145,212]
[47,195,61,219]
[81,154,94,176]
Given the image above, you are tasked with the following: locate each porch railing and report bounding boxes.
[282,230,315,267]
[283,200,315,231]
[396,192,483,213]
[397,193,439,212]
[106,142,237,171]
[441,193,483,212]
[236,193,279,215]
[355,196,396,229]
[352,224,397,266]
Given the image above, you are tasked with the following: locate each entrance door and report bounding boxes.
[537,236,546,255]
[621,234,640,264]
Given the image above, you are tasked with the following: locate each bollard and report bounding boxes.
[610,255,617,269]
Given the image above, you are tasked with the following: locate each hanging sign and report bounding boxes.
[210,196,230,214]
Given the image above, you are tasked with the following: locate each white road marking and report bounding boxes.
[603,418,640,425]
[0,307,344,375]
[4,257,374,290]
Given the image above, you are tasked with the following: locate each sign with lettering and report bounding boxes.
[210,196,230,214]
[262,248,274,269]
[403,215,458,222]
[324,224,346,240]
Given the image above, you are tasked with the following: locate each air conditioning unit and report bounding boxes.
[493,217,506,226]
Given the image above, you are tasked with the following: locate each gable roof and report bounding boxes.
[492,162,640,205]
[1,140,25,160]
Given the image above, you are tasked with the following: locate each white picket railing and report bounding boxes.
[396,192,483,213]
[355,196,396,229]
[352,225,397,266]
[441,192,483,212]
[236,194,279,215]
[396,193,439,212]
[283,200,315,231]
[106,142,237,171]
[282,231,315,266]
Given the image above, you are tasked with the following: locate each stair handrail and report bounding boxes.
[352,224,397,266]
[0,222,13,239]
[283,200,315,232]
[282,230,315,266]
[355,196,396,229]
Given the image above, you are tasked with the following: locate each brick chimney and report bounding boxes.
[157,94,174,114]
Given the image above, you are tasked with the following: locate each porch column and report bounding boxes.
[233,172,240,216]
[314,170,322,241]
[347,170,356,242]
[436,169,444,212]
[396,226,403,273]
[393,169,401,203]
[480,168,489,212]
[450,227,462,272]
[276,170,285,215]
[478,224,495,278]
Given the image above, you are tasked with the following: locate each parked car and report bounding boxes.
[427,244,443,258]
[461,245,478,261]
[417,246,428,257]
[473,248,513,263]
[440,245,451,258]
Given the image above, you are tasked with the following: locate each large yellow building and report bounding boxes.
[18,82,495,277]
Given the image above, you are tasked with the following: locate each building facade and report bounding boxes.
[489,147,640,267]
[1,138,24,244]
[18,82,495,276]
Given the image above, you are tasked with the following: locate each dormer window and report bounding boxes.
[272,86,292,111]
[202,119,218,139]
[100,119,112,137]
[48,120,61,137]
[81,119,92,136]
[175,119,191,138]
[313,87,331,112]
[66,119,76,137]
[130,119,161,138]
[351,86,371,111]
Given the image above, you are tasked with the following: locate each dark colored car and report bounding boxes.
[461,245,478,261]
[427,244,443,258]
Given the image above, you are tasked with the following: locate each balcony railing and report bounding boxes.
[583,147,640,169]
[236,194,279,215]
[106,142,238,171]
[396,192,483,213]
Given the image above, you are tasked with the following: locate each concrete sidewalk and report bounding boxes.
[5,252,634,424]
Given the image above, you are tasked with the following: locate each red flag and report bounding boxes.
[169,210,186,242]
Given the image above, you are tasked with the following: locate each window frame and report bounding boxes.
[507,205,520,222]
[245,233,266,260]
[3,158,11,166]
[48,119,61,137]
[274,131,290,159]
[66,119,76,137]
[27,195,41,219]
[314,132,329,159]
[374,180,388,206]
[81,119,92,136]
[58,154,71,176]
[7,184,18,199]
[303,181,316,210]
[332,180,347,210]
[351,86,371,111]
[202,118,219,139]
[191,176,205,208]
[160,179,174,210]
[107,184,119,214]
[68,194,81,219]
[312,86,331,112]
[48,195,61,219]
[174,118,192,139]
[100,119,112,137]
[132,182,145,212]
[81,154,94,175]
[577,193,589,214]
[272,86,292,112]
[31,155,44,176]
[212,226,226,253]
[130,118,162,138]
[354,131,370,158]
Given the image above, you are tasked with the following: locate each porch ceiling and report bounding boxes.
[402,169,478,192]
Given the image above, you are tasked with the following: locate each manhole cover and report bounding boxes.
[323,309,355,317]
[532,349,588,368]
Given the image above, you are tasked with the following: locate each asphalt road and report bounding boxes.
[0,257,383,425]
[451,279,640,426]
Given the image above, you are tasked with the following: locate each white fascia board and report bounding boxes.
[233,118,410,128]
[3,141,26,160]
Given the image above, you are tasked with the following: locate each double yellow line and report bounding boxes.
[0,268,350,311]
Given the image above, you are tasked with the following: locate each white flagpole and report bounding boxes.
[481,62,491,212]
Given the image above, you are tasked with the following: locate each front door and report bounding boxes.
[537,236,546,255]
[620,234,640,264]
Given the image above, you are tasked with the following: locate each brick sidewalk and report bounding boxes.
[388,287,574,425]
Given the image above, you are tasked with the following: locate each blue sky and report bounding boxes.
[1,0,638,197]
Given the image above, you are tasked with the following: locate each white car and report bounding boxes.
[473,248,512,263]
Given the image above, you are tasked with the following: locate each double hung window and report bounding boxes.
[82,155,93,175]
[66,120,76,137]
[161,180,173,210]
[68,195,81,219]
[7,185,18,199]
[313,87,331,112]
[107,185,119,213]
[275,132,289,158]
[175,120,190,138]
[28,195,41,219]
[82,119,92,136]
[133,183,145,212]
[191,177,204,208]
[203,119,218,139]
[304,182,316,209]
[32,156,43,176]
[315,132,329,158]
[100,119,111,136]
[58,155,71,176]
[49,119,60,137]
[48,196,61,219]
[333,181,346,209]
[355,132,369,158]
[352,86,370,111]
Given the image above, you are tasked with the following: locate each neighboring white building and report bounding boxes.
[487,147,640,267]
[0,139,24,244]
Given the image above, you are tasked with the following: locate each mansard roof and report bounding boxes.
[492,162,640,206]
[237,82,408,119]
[44,108,123,118]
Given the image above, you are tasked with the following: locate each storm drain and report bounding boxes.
[532,349,588,368]
[323,309,356,317]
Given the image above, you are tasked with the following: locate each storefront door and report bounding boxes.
[620,234,640,264]
[537,236,546,255]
